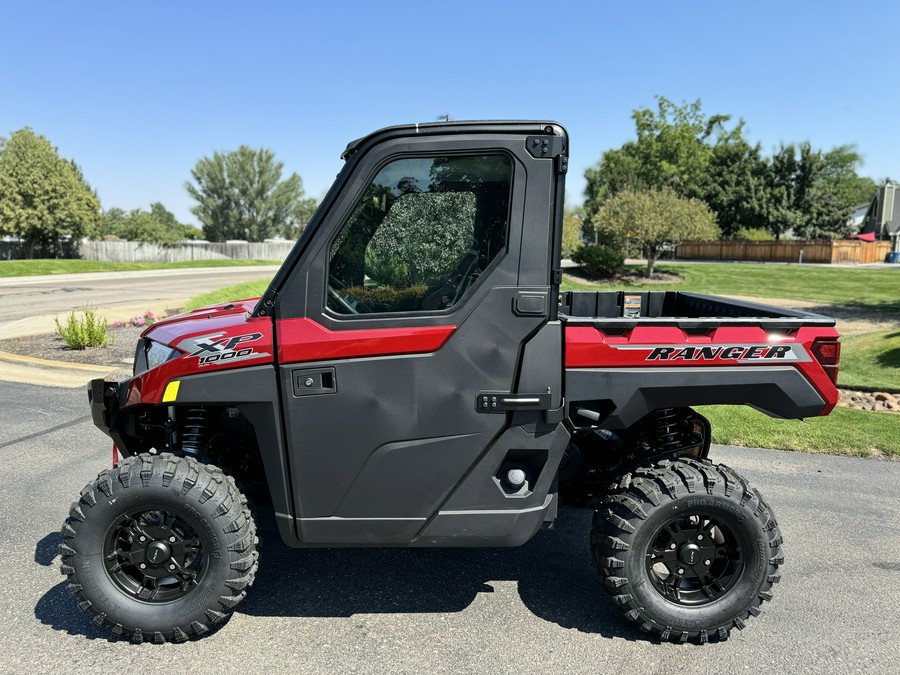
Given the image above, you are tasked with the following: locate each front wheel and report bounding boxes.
[59,453,258,643]
[591,458,782,643]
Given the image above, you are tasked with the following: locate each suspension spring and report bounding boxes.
[652,408,682,451]
[181,407,212,454]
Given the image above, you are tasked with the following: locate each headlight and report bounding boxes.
[146,341,180,370]
[133,340,181,375]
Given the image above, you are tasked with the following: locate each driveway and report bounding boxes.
[1,381,899,673]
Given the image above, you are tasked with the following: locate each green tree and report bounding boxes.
[97,207,127,239]
[280,197,318,240]
[701,124,771,238]
[148,202,202,239]
[561,207,583,256]
[120,210,180,244]
[0,128,100,257]
[594,189,719,277]
[584,97,731,240]
[583,99,878,242]
[765,143,873,239]
[584,98,728,201]
[186,146,313,242]
[98,203,200,243]
[842,174,878,208]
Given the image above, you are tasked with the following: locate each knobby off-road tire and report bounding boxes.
[59,453,258,643]
[591,458,783,643]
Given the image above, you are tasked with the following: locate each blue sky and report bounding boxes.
[2,1,898,226]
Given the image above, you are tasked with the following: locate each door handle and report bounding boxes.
[476,392,551,412]
[292,367,336,396]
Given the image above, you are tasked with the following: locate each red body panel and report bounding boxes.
[126,300,274,406]
[565,323,840,413]
[142,298,261,344]
[277,317,456,364]
[126,300,455,406]
[126,296,839,416]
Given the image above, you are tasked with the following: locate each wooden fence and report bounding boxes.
[675,240,892,264]
[76,240,296,263]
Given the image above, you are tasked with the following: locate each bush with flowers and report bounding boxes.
[112,311,156,329]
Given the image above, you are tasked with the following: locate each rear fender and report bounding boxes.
[566,365,827,429]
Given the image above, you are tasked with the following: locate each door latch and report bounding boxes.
[476,392,551,413]
[292,367,336,397]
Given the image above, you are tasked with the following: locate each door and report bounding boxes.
[272,125,565,544]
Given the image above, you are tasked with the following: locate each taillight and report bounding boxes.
[811,339,841,385]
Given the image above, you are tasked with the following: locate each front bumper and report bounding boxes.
[88,378,131,452]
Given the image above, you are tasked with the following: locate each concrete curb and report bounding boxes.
[0,349,111,371]
[0,350,117,388]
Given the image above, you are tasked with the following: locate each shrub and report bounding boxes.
[54,308,111,349]
[344,284,428,312]
[571,244,625,278]
[734,227,774,241]
[113,311,156,328]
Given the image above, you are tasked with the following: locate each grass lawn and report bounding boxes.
[184,279,271,310]
[0,259,279,278]
[837,329,900,390]
[700,405,899,458]
[563,262,900,315]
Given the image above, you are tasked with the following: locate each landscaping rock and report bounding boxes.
[837,388,900,415]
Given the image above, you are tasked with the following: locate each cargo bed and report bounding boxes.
[560,290,835,332]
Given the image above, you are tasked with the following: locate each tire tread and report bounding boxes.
[591,458,783,644]
[59,452,259,644]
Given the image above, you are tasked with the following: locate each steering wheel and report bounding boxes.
[327,275,359,315]
[420,243,482,310]
[449,248,481,306]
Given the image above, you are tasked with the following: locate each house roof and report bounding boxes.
[860,181,900,237]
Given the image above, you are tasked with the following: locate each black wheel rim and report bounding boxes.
[103,507,208,603]
[645,512,744,606]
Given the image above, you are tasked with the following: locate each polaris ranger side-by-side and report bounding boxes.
[61,121,841,644]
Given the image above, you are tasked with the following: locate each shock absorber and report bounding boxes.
[652,408,682,451]
[180,407,212,455]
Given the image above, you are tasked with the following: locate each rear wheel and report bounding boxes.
[59,453,258,643]
[591,458,782,643]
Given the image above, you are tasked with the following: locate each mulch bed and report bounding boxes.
[0,324,146,370]
[564,269,683,285]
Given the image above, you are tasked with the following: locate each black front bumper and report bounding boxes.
[88,378,131,452]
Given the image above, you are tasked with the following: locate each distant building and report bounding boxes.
[848,203,869,230]
[859,181,900,251]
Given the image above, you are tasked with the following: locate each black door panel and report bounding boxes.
[274,128,566,545]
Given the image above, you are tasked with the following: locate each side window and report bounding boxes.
[327,154,512,315]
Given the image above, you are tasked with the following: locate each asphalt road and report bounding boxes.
[0,266,279,335]
[1,381,899,674]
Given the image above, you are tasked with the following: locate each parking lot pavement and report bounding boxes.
[2,380,899,674]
